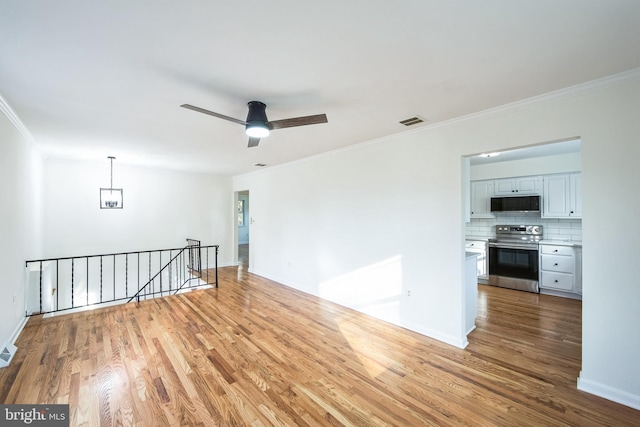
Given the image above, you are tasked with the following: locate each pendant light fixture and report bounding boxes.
[100,156,123,209]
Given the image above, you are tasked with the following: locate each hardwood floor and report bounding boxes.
[238,243,249,269]
[1,267,639,426]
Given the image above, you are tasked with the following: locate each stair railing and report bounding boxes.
[24,241,219,316]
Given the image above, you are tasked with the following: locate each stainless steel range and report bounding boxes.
[488,225,543,293]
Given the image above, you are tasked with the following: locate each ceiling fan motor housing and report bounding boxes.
[246,101,269,128]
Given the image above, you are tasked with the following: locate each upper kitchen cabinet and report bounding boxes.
[493,176,542,196]
[470,180,495,218]
[542,173,582,218]
[570,173,582,217]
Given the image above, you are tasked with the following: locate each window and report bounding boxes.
[238,200,245,226]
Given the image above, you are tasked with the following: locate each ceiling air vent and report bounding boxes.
[399,116,425,127]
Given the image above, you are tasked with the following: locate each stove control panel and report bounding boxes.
[496,225,543,237]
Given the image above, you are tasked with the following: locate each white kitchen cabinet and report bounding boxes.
[539,243,582,298]
[542,173,582,218]
[570,173,582,217]
[470,180,495,218]
[493,176,541,196]
[465,240,488,282]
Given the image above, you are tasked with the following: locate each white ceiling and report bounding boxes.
[1,1,639,175]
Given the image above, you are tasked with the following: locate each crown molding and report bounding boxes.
[427,67,640,131]
[234,67,640,179]
[0,92,34,143]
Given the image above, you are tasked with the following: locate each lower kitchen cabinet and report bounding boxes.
[539,243,582,299]
[465,240,488,284]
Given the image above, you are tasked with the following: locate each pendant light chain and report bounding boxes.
[108,156,115,189]
[101,155,122,209]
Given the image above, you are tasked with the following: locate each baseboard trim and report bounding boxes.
[577,373,640,411]
[0,316,28,368]
[403,320,468,349]
[10,316,29,345]
[215,261,237,268]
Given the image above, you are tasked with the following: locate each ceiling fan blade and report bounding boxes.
[180,104,246,126]
[268,113,328,130]
[248,137,260,148]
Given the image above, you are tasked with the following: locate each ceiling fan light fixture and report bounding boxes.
[245,101,270,138]
[181,99,327,148]
[245,123,270,138]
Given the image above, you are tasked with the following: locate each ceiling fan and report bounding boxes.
[181,101,328,147]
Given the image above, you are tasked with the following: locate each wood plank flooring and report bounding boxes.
[2,267,639,426]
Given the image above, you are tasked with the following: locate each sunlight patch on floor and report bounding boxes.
[320,255,404,378]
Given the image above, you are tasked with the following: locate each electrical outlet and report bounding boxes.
[407,290,411,297]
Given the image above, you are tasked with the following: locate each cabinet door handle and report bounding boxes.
[554,263,558,266]
[553,249,558,252]
[555,279,559,283]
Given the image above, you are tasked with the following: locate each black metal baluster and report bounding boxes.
[71,258,75,308]
[39,261,43,314]
[113,255,116,302]
[56,260,59,312]
[100,256,103,303]
[215,246,218,288]
[125,254,128,299]
[86,256,89,306]
[148,252,151,300]
[159,251,163,297]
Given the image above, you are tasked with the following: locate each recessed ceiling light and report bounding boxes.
[478,152,500,158]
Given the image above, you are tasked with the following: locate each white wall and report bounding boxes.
[0,109,42,350]
[42,158,234,264]
[235,130,468,347]
[233,73,640,409]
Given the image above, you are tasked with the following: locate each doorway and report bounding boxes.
[463,137,582,340]
[237,191,250,269]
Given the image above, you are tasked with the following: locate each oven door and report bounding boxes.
[488,244,538,281]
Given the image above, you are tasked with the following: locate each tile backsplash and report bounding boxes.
[466,213,582,241]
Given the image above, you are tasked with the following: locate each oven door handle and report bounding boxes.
[489,243,538,250]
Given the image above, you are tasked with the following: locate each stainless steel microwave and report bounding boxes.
[490,195,540,212]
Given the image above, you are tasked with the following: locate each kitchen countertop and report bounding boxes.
[539,239,582,248]
[465,236,492,242]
